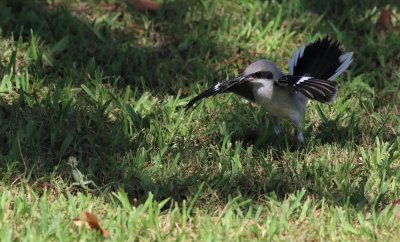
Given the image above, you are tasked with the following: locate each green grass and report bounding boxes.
[0,0,400,241]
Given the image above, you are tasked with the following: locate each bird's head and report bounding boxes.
[242,60,284,81]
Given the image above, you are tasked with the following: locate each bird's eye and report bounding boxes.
[252,71,273,79]
[252,71,263,78]
[264,71,273,79]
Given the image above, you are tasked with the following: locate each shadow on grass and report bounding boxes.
[0,90,151,178]
[228,112,363,149]
[0,1,226,159]
[0,0,264,205]
[0,0,227,92]
[0,0,396,209]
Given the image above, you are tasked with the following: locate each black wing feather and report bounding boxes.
[278,75,338,103]
[185,76,253,110]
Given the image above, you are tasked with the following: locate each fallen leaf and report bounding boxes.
[72,212,110,238]
[128,0,160,12]
[392,199,400,206]
[313,209,321,218]
[376,8,398,34]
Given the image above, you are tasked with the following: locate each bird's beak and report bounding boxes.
[221,75,248,85]
[233,75,252,83]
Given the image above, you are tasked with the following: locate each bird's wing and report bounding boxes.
[288,37,353,80]
[185,76,250,110]
[277,75,338,103]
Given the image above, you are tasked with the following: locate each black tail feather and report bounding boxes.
[289,37,352,80]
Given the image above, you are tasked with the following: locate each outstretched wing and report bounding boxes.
[185,76,252,110]
[277,75,338,103]
[288,37,353,81]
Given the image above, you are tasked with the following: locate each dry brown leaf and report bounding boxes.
[72,212,110,238]
[392,199,400,206]
[128,0,160,12]
[313,209,321,218]
[376,8,398,34]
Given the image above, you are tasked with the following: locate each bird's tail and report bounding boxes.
[289,37,353,81]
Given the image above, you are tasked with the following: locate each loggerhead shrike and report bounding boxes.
[185,37,353,144]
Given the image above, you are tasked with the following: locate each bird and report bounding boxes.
[185,37,353,144]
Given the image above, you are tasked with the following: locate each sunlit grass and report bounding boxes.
[0,0,399,241]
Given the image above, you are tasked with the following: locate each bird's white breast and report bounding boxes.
[250,79,307,121]
[252,79,275,101]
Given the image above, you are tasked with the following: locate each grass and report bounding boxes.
[0,0,399,241]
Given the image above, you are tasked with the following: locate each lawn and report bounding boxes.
[0,0,399,241]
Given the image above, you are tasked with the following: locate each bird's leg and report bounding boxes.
[269,116,281,144]
[272,117,281,136]
[290,119,304,144]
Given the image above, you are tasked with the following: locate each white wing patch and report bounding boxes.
[295,76,312,85]
[288,45,306,75]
